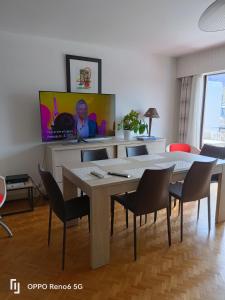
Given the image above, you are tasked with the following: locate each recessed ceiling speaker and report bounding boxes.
[199,0,225,32]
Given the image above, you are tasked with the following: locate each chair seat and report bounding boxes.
[169,182,183,199]
[65,195,90,221]
[112,192,142,215]
[0,193,4,205]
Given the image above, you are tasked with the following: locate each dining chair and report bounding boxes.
[167,143,199,210]
[111,166,175,260]
[81,148,109,162]
[126,145,148,157]
[80,148,109,197]
[0,176,13,237]
[197,144,225,219]
[166,143,199,154]
[38,165,90,270]
[126,144,153,226]
[169,160,217,242]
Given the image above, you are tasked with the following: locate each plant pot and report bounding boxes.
[123,130,132,140]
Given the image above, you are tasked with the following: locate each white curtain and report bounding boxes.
[186,75,204,148]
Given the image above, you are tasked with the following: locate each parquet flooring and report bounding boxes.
[1,183,225,300]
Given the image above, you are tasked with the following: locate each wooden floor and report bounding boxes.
[1,183,225,300]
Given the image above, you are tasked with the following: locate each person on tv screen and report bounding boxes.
[75,99,97,138]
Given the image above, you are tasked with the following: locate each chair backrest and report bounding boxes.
[126,145,148,157]
[133,166,175,215]
[167,143,191,153]
[38,165,65,221]
[200,144,225,159]
[0,176,6,208]
[81,148,109,162]
[182,160,217,202]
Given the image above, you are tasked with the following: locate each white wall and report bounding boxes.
[176,43,225,78]
[0,30,177,182]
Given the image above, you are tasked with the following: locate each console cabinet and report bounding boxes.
[46,138,166,191]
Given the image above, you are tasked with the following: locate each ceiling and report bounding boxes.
[0,0,225,57]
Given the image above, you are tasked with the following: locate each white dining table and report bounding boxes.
[62,151,225,269]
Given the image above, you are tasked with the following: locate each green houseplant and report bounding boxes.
[118,110,148,140]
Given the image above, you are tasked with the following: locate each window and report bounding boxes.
[201,73,225,147]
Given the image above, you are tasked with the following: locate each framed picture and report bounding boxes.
[66,54,102,93]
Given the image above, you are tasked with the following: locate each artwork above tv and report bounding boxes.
[39,91,116,142]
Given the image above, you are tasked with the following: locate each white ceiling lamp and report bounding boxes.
[199,0,225,32]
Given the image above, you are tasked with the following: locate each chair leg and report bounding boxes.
[180,202,183,242]
[140,215,142,227]
[48,207,52,246]
[133,214,137,261]
[126,209,128,228]
[174,198,176,208]
[169,195,172,216]
[111,199,115,236]
[197,200,200,221]
[166,207,171,246]
[145,214,147,224]
[62,222,66,270]
[178,200,181,216]
[88,213,90,233]
[208,194,211,232]
[0,217,13,237]
[154,211,157,223]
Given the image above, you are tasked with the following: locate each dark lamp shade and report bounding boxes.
[144,108,159,118]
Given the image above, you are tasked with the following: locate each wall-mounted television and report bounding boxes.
[39,91,115,142]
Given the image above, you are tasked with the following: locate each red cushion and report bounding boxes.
[169,143,191,153]
[0,193,4,205]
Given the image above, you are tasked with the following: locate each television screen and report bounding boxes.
[39,91,115,142]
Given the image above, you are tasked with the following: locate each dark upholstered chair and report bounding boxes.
[80,148,109,197]
[169,160,217,242]
[126,144,151,226]
[81,148,109,162]
[39,165,90,270]
[197,144,225,218]
[126,145,148,157]
[111,166,175,260]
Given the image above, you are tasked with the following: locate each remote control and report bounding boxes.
[90,171,104,179]
[107,172,131,178]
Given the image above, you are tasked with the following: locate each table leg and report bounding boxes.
[63,176,77,200]
[31,188,34,210]
[90,189,110,269]
[216,165,225,223]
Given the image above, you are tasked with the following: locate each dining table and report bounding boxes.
[62,151,225,269]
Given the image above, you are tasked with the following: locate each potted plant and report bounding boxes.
[117,110,148,140]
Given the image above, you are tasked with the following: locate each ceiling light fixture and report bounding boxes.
[199,0,225,32]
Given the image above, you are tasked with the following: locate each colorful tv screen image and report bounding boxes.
[39,91,115,142]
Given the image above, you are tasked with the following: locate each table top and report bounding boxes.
[62,151,225,189]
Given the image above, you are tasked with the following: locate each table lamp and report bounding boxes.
[144,108,159,137]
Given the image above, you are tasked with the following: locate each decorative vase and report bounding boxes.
[123,130,132,140]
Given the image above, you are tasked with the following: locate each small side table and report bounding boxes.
[2,178,34,216]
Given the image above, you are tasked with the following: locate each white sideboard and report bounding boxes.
[45,137,166,191]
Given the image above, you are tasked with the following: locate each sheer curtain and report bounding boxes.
[178,75,204,148]
[186,75,204,148]
[178,76,193,143]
